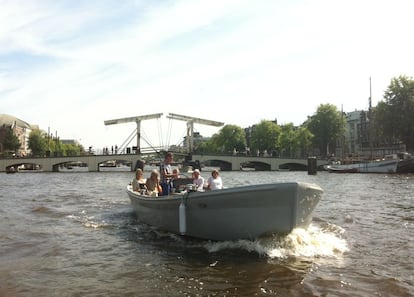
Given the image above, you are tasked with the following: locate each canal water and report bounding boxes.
[0,170,413,296]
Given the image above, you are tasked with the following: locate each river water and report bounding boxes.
[0,170,413,297]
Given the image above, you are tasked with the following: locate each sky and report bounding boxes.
[1,0,413,152]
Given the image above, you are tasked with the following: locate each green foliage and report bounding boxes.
[305,103,345,156]
[371,101,395,146]
[195,141,220,154]
[31,131,85,157]
[279,123,297,157]
[210,125,246,153]
[62,143,83,156]
[28,129,48,156]
[296,126,314,156]
[278,124,314,158]
[3,128,21,152]
[250,120,281,154]
[373,75,414,151]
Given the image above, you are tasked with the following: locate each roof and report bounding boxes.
[0,114,31,129]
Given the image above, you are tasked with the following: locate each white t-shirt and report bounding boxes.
[207,176,223,190]
[160,162,172,182]
[193,176,205,190]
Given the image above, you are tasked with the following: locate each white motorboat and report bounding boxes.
[126,181,323,241]
[16,163,43,173]
[99,160,131,172]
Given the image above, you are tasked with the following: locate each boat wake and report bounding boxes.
[203,223,349,260]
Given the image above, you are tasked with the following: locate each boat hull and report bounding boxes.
[327,167,358,173]
[396,159,414,173]
[99,165,131,172]
[327,159,399,173]
[127,182,323,241]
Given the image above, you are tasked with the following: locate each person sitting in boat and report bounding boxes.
[173,168,180,178]
[145,169,163,197]
[132,168,146,192]
[169,168,182,193]
[207,169,223,190]
[160,152,178,195]
[192,169,205,191]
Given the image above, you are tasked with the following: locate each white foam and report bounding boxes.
[203,224,349,259]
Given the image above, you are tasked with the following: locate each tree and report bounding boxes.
[375,75,414,151]
[279,123,297,158]
[3,128,21,154]
[61,143,80,156]
[28,129,48,157]
[305,103,345,156]
[279,123,314,158]
[296,126,314,157]
[210,124,246,154]
[250,120,281,155]
[371,101,395,146]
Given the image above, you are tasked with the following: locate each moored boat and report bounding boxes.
[99,162,131,172]
[327,166,358,173]
[17,163,43,173]
[126,182,323,241]
[326,155,401,173]
[396,152,414,173]
[357,158,399,173]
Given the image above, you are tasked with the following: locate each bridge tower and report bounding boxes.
[166,113,224,153]
[104,113,163,154]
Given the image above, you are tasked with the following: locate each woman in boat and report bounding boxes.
[145,169,163,196]
[192,169,205,191]
[207,169,223,190]
[132,168,146,192]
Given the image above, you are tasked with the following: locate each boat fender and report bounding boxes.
[179,193,188,235]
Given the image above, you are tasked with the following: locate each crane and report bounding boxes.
[104,113,163,154]
[166,113,224,153]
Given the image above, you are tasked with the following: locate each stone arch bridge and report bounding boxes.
[190,154,328,171]
[1,153,329,172]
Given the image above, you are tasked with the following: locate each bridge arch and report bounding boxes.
[202,159,232,171]
[279,162,308,171]
[52,161,89,172]
[6,162,43,172]
[240,161,271,171]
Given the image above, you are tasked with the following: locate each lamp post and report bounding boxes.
[47,127,51,157]
[55,131,58,156]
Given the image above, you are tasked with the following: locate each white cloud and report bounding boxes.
[1,0,413,150]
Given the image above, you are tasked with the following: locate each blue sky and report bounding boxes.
[1,0,413,151]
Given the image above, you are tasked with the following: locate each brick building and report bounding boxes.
[0,114,33,156]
